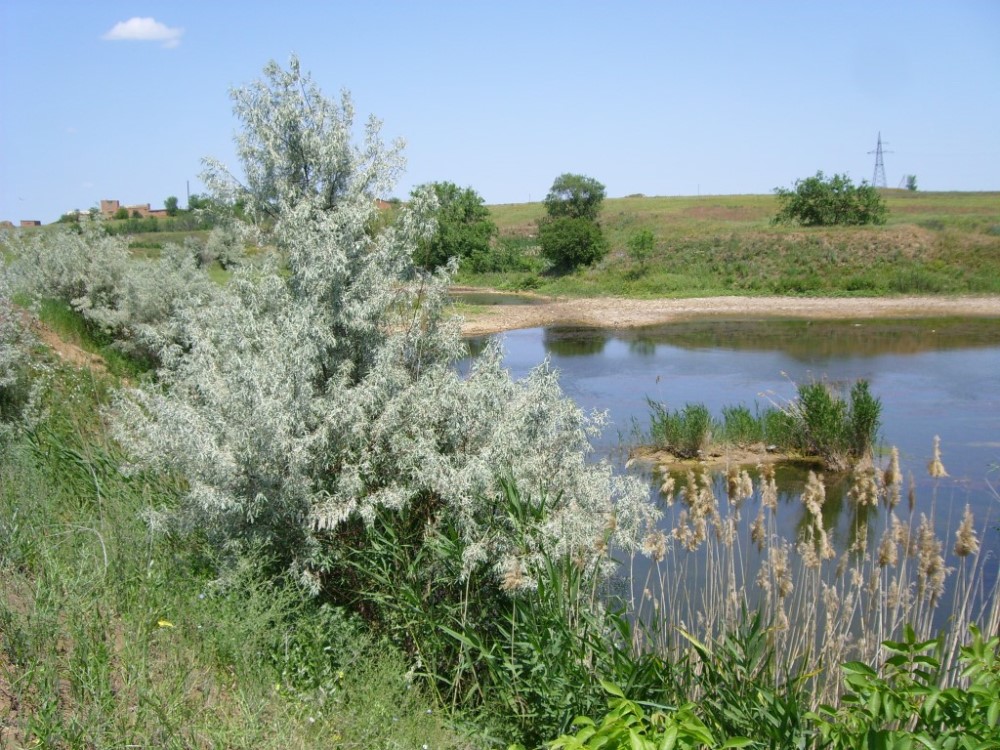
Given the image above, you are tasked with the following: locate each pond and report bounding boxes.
[467,316,1000,624]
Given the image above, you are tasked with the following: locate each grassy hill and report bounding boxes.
[13,191,998,299]
[469,190,1000,297]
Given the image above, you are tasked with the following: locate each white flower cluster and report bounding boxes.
[114,57,658,587]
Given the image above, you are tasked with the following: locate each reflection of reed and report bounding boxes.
[621,317,1000,360]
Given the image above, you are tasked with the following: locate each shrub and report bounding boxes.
[790,379,882,468]
[626,228,656,273]
[646,379,880,469]
[4,221,220,367]
[0,274,38,450]
[810,626,1000,749]
[463,235,538,274]
[774,171,887,226]
[412,181,497,270]
[114,57,656,622]
[539,215,608,271]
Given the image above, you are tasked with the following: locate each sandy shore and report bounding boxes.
[456,293,1000,336]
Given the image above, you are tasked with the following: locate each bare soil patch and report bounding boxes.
[457,294,1000,337]
[632,445,825,474]
[32,320,107,374]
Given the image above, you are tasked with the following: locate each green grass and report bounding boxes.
[0,361,466,748]
[36,298,148,379]
[477,191,1000,298]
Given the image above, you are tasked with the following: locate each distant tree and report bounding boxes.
[905,174,918,192]
[164,196,179,216]
[539,173,607,270]
[774,171,887,226]
[113,207,130,220]
[412,181,497,269]
[187,193,211,211]
[538,216,607,271]
[131,210,142,219]
[543,173,606,222]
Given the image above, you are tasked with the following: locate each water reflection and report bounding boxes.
[465,317,1000,606]
[617,317,1000,360]
[543,327,609,356]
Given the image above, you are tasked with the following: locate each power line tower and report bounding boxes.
[868,132,891,188]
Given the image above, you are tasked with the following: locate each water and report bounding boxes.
[467,317,1000,600]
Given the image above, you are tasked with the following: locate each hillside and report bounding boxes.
[468,190,1000,298]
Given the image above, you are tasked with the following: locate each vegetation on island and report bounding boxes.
[2,57,999,748]
[645,378,882,471]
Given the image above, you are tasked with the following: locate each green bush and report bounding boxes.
[774,171,887,226]
[412,181,498,269]
[810,625,1000,749]
[791,380,882,468]
[648,400,715,458]
[545,682,724,750]
[463,235,538,273]
[627,228,656,273]
[646,380,880,469]
[719,405,764,447]
[539,215,608,271]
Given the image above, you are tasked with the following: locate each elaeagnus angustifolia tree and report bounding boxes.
[114,56,657,598]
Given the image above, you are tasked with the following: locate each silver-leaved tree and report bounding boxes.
[114,57,657,595]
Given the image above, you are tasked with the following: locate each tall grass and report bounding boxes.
[630,453,1000,709]
[0,364,463,748]
[646,378,882,470]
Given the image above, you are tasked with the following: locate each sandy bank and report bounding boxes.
[456,294,1000,336]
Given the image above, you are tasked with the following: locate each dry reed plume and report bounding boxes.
[629,437,999,707]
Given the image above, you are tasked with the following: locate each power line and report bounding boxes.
[868,132,892,188]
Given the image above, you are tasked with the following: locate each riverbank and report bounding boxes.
[456,293,1000,336]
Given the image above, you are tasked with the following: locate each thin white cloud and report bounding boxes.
[102,17,184,49]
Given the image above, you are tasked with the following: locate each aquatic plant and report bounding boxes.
[646,378,882,470]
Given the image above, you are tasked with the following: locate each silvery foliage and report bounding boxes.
[5,222,220,363]
[0,269,39,450]
[114,57,658,590]
[199,224,244,269]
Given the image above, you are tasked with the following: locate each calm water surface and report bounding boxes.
[469,317,1000,586]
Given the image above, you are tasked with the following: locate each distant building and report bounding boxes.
[20,220,41,227]
[100,198,169,219]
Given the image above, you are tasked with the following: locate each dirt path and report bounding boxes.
[32,321,107,373]
[456,293,1000,336]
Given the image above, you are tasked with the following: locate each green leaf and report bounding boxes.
[842,661,878,677]
[601,680,626,699]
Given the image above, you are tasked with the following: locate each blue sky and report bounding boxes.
[2,1,998,224]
